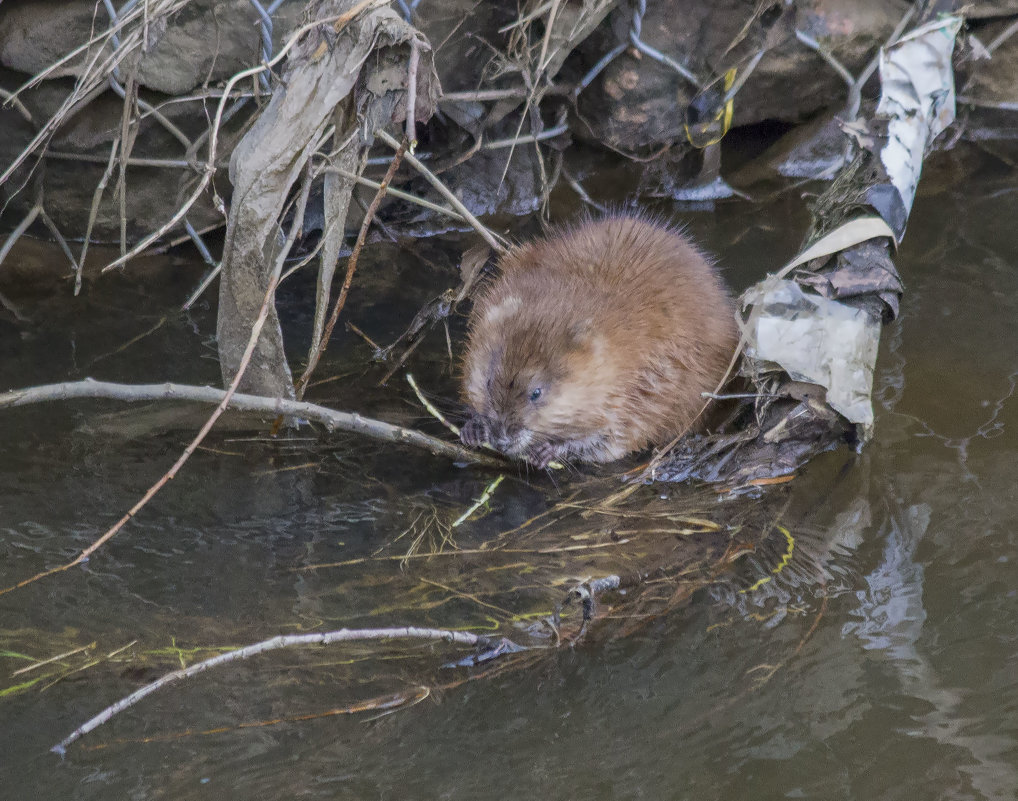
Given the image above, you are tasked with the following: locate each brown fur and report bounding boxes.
[460,215,738,466]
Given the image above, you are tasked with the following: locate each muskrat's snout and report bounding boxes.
[460,414,525,454]
[461,412,558,467]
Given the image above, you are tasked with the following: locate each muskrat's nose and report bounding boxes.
[484,419,517,451]
[489,419,514,451]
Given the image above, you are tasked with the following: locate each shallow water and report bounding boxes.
[2,142,1018,799]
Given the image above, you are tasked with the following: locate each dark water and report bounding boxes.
[2,143,1018,799]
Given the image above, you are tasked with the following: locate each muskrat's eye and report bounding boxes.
[529,388,543,402]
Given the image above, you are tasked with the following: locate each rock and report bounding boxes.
[0,0,304,95]
[0,1,110,80]
[0,69,228,242]
[412,0,517,94]
[569,0,908,153]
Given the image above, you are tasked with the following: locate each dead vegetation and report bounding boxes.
[34,466,847,752]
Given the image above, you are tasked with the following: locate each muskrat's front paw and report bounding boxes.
[460,416,490,448]
[527,442,559,470]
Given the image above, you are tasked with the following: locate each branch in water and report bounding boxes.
[51,574,622,752]
[0,379,499,466]
[52,626,514,754]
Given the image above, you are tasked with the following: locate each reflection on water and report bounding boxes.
[3,143,1018,799]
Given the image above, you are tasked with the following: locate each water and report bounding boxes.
[2,142,1017,799]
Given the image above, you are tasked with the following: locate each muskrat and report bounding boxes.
[460,214,739,468]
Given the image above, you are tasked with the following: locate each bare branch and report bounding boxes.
[323,166,466,220]
[53,625,512,754]
[0,380,498,464]
[375,129,508,253]
[0,204,41,268]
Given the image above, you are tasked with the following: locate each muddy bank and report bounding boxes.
[2,1,1014,249]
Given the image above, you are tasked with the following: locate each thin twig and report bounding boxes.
[77,136,122,294]
[108,74,193,151]
[85,317,167,368]
[406,37,421,151]
[536,0,562,75]
[53,626,511,754]
[561,168,607,213]
[0,86,34,122]
[405,373,459,435]
[440,88,529,102]
[346,321,383,352]
[0,204,41,268]
[36,209,78,276]
[10,643,96,677]
[453,475,505,526]
[300,538,631,571]
[323,166,467,221]
[44,150,207,170]
[114,74,138,258]
[498,1,554,33]
[794,29,854,88]
[483,122,568,150]
[295,137,408,398]
[181,265,221,310]
[987,17,1018,54]
[375,129,507,253]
